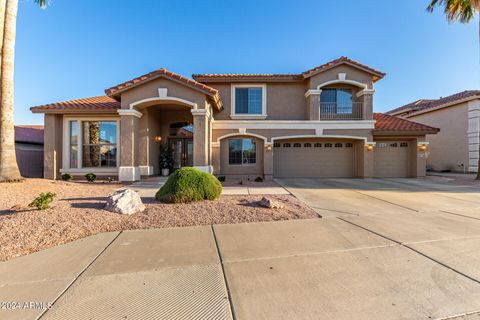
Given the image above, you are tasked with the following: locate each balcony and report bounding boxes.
[320,102,363,120]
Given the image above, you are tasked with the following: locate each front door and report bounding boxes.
[169,138,193,169]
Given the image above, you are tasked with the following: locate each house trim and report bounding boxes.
[213,120,375,130]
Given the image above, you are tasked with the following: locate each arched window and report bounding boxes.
[400,142,408,147]
[304,143,312,148]
[314,143,322,148]
[390,143,398,147]
[345,143,353,148]
[325,143,333,148]
[334,143,343,148]
[283,143,291,148]
[293,143,301,148]
[274,142,280,148]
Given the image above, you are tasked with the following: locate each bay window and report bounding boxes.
[65,119,119,170]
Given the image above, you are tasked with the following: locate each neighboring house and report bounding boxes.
[14,125,44,178]
[30,56,438,181]
[387,90,480,173]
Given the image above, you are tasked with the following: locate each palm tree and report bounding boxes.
[427,0,480,179]
[0,0,45,182]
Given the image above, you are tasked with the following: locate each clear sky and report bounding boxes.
[15,0,479,124]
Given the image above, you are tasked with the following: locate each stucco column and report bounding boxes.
[44,114,63,180]
[305,89,321,120]
[118,110,142,181]
[264,143,273,181]
[357,89,375,120]
[468,100,480,173]
[192,109,212,173]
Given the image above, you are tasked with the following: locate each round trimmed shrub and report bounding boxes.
[155,167,222,203]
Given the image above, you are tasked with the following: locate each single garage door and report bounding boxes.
[273,140,355,178]
[374,141,410,177]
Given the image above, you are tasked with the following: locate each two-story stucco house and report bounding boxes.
[387,90,480,173]
[31,57,439,181]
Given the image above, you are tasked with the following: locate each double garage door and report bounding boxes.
[273,140,356,178]
[273,139,411,178]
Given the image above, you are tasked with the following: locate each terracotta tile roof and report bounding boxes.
[30,96,120,113]
[192,56,385,82]
[302,56,385,80]
[15,125,44,144]
[192,73,303,82]
[105,68,219,97]
[374,113,439,133]
[387,90,480,116]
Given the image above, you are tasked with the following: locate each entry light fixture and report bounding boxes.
[154,136,162,143]
[418,142,429,152]
[266,144,273,152]
[365,142,376,151]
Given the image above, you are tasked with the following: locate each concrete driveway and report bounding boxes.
[2,178,480,319]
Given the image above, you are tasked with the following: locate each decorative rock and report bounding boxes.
[259,197,284,209]
[105,189,145,215]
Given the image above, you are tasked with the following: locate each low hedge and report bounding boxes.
[155,167,222,203]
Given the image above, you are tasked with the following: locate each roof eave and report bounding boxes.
[373,129,439,136]
[302,61,386,81]
[405,96,480,118]
[30,108,119,114]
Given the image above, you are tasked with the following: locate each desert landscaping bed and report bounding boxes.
[0,179,318,261]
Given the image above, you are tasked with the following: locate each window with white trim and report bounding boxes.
[231,84,266,116]
[229,138,256,165]
[67,120,118,169]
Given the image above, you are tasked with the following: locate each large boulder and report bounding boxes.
[105,189,145,215]
[259,197,285,209]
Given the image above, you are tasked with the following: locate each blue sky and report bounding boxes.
[15,0,479,124]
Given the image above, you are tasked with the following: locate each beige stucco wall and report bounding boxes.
[43,114,63,179]
[307,65,374,90]
[407,104,469,172]
[119,77,208,110]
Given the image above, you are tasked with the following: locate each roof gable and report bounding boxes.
[387,90,480,117]
[105,68,219,97]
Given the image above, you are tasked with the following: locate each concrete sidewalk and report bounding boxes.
[3,215,480,319]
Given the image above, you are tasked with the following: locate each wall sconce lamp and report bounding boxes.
[154,136,162,143]
[418,142,429,152]
[266,144,273,152]
[365,142,375,152]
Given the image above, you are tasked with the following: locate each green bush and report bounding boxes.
[217,176,226,182]
[29,192,56,210]
[255,176,263,182]
[156,167,222,203]
[61,173,73,181]
[85,173,96,182]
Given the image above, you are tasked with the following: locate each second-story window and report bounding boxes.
[232,84,266,117]
[321,89,353,114]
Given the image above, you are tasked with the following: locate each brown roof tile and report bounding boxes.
[105,68,219,96]
[387,90,480,116]
[374,113,439,133]
[192,56,385,82]
[192,73,303,82]
[302,56,385,80]
[30,96,120,113]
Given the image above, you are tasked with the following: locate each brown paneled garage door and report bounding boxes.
[273,140,355,178]
[374,141,410,177]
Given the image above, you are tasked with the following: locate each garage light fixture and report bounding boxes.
[154,136,162,143]
[266,144,273,152]
[417,142,429,152]
[365,142,376,151]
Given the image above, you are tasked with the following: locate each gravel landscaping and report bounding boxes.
[0,179,317,261]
